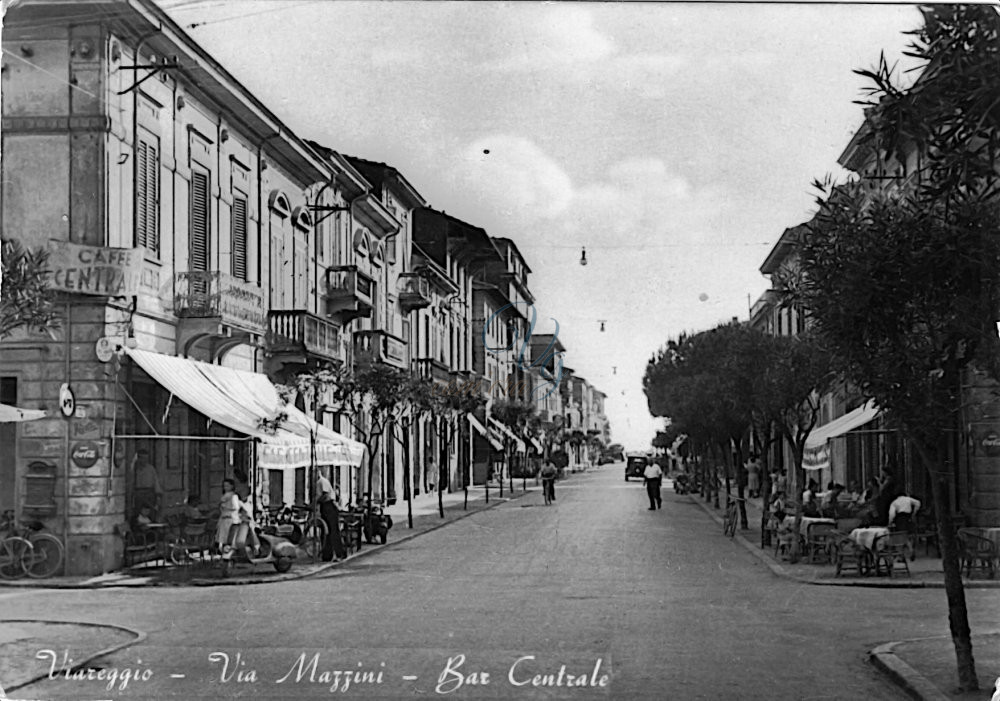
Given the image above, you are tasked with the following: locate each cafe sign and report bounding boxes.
[70,440,101,469]
[47,241,144,297]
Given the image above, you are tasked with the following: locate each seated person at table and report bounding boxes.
[889,494,921,533]
[860,478,879,504]
[845,481,862,504]
[802,487,820,517]
[134,505,155,530]
[821,484,845,517]
[769,491,786,518]
[183,496,204,523]
[774,511,795,553]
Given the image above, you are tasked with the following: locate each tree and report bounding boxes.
[1,239,60,339]
[426,385,485,518]
[784,8,1000,689]
[393,375,434,529]
[491,398,539,493]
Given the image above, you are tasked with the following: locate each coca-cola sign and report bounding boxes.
[981,431,1000,457]
[71,440,100,468]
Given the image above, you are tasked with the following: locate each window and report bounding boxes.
[190,168,210,273]
[232,194,248,281]
[136,132,160,254]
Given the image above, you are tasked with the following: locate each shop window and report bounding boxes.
[268,469,283,507]
[294,467,305,505]
[136,130,160,255]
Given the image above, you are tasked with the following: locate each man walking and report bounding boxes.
[643,459,663,510]
[316,469,347,562]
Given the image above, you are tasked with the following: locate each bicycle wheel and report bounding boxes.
[25,533,64,578]
[0,537,32,579]
[302,518,327,559]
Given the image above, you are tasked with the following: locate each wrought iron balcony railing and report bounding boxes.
[174,271,265,332]
[266,310,345,364]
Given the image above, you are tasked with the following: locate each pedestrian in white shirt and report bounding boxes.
[889,495,921,533]
[643,461,663,510]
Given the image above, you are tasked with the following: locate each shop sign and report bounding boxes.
[47,241,144,297]
[70,440,100,468]
[981,431,1000,457]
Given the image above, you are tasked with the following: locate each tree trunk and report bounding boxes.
[788,438,805,563]
[400,420,413,529]
[913,437,978,691]
[733,437,748,529]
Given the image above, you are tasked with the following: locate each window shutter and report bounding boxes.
[135,137,160,254]
[190,170,210,272]
[232,195,248,281]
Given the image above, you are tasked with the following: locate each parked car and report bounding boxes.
[625,454,647,481]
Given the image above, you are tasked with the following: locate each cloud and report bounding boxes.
[446,136,574,227]
[489,6,615,72]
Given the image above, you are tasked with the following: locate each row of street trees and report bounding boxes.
[645,7,999,691]
[282,365,545,526]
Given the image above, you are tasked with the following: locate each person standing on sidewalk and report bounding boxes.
[643,460,663,510]
[316,470,346,562]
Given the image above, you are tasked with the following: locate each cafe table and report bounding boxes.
[783,515,837,536]
[850,526,891,551]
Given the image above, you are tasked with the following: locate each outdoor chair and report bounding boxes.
[872,532,911,578]
[806,522,839,564]
[957,530,998,579]
[773,529,795,560]
[173,516,212,565]
[832,535,871,577]
[911,513,938,558]
[116,522,158,568]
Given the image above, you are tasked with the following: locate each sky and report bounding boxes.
[158,0,924,451]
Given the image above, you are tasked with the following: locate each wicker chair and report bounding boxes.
[832,535,871,577]
[872,532,911,577]
[957,530,999,579]
[806,523,839,564]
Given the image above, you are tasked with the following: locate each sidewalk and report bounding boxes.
[690,490,1000,700]
[0,482,535,590]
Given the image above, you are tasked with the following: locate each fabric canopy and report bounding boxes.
[0,403,46,423]
[125,348,365,469]
[528,436,543,453]
[803,400,879,472]
[489,417,526,453]
[468,414,502,450]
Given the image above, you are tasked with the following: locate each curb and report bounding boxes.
[869,641,952,701]
[687,494,1000,589]
[0,489,531,590]
[1,618,147,694]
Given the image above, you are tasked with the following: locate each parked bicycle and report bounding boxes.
[0,510,64,578]
[723,496,746,538]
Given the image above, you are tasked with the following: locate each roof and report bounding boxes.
[344,156,427,210]
[759,223,806,275]
[492,237,533,274]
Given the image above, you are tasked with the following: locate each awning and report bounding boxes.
[0,403,46,422]
[468,414,502,451]
[489,417,526,453]
[125,348,365,469]
[803,400,879,471]
[528,436,543,453]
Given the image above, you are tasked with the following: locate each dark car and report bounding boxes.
[625,455,647,481]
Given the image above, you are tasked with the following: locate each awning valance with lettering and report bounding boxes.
[125,348,365,469]
[803,400,879,472]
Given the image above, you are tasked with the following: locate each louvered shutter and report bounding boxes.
[190,170,210,272]
[232,195,248,281]
[135,137,160,254]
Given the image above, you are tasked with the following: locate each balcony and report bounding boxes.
[414,357,453,385]
[174,271,266,356]
[266,310,346,367]
[397,273,431,313]
[326,265,374,322]
[354,329,408,370]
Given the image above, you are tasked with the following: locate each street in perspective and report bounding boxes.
[2,1,1000,700]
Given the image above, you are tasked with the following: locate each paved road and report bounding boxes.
[4,465,999,700]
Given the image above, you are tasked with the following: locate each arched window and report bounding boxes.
[353,227,370,257]
[268,191,291,218]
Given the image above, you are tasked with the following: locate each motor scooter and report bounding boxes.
[220,519,297,576]
[360,495,393,545]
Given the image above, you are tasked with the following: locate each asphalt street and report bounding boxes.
[3,464,999,700]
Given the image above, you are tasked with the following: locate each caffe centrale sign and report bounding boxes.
[47,241,144,297]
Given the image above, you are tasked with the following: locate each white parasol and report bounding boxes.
[0,403,47,423]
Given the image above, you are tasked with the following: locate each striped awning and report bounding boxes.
[468,414,502,450]
[489,417,526,453]
[125,348,365,469]
[803,400,879,471]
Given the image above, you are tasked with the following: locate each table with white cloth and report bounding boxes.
[850,527,891,551]
[783,516,837,536]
